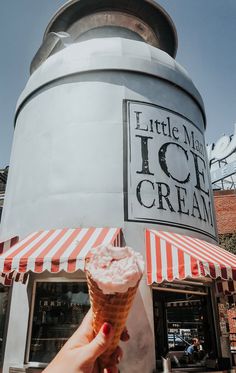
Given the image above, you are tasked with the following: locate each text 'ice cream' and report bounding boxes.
[85,244,144,294]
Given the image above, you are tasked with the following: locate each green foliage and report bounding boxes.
[219,232,236,254]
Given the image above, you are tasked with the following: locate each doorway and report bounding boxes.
[153,284,218,371]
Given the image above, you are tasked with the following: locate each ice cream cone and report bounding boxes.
[86,271,139,368]
[85,244,144,368]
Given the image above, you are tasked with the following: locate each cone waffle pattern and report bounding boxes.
[86,272,139,367]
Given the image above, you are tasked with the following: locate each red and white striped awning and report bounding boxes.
[216,280,236,296]
[0,236,19,254]
[0,236,22,286]
[146,229,236,285]
[0,271,28,286]
[0,227,121,279]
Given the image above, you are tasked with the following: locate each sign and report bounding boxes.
[207,123,236,163]
[124,100,217,239]
[210,161,236,184]
[207,124,236,187]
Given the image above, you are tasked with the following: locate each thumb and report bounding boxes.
[82,322,114,362]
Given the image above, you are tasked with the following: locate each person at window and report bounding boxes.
[186,338,201,362]
[186,338,200,355]
[43,308,129,373]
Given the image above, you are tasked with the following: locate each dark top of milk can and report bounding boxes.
[44,0,178,58]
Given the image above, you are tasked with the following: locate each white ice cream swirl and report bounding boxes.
[85,245,144,294]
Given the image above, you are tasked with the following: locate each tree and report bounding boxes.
[219,232,236,255]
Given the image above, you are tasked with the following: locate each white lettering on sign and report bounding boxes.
[125,101,217,239]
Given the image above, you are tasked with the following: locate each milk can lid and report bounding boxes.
[44,0,177,58]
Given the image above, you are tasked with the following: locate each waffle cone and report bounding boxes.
[86,272,139,368]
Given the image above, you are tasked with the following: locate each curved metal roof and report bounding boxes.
[44,0,178,58]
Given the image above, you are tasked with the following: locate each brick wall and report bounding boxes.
[214,190,236,234]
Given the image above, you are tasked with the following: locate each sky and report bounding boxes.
[0,0,236,168]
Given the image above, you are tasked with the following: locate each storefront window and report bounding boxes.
[28,281,90,364]
[0,285,10,364]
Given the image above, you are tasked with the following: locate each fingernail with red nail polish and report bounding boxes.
[102,322,111,336]
[106,369,112,373]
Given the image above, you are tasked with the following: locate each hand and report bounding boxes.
[43,308,130,373]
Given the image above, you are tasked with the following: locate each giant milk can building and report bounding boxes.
[0,1,235,372]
